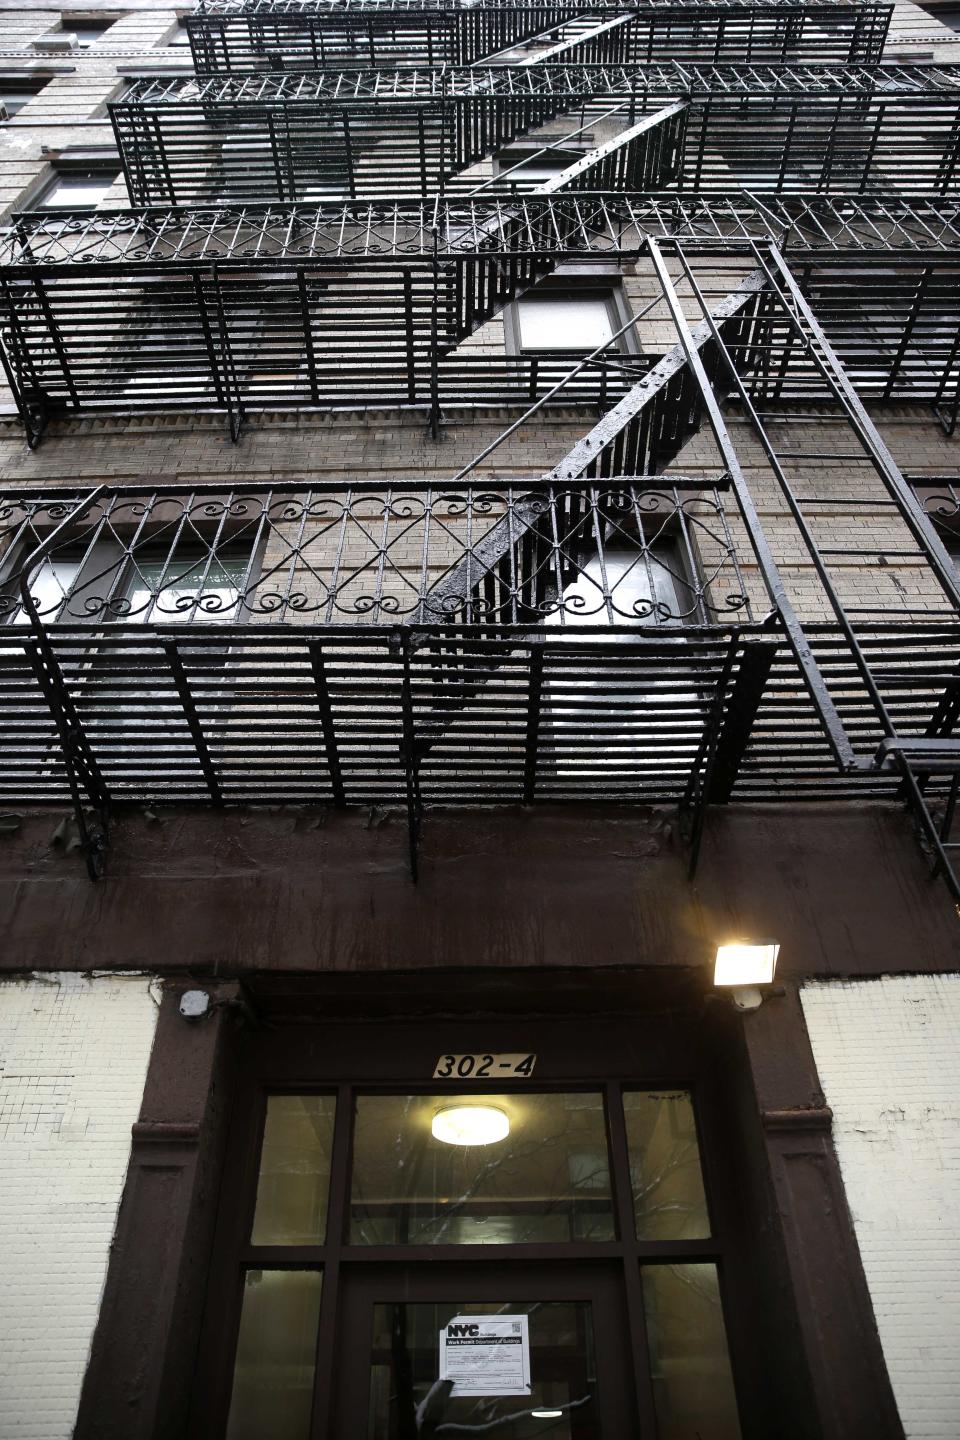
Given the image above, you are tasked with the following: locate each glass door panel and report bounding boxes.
[334,1263,636,1440]
[641,1264,742,1440]
[225,1269,323,1440]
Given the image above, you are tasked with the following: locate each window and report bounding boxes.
[547,542,689,626]
[350,1091,615,1244]
[59,15,116,48]
[123,548,249,624]
[0,75,51,117]
[36,164,122,209]
[517,292,618,352]
[495,144,586,187]
[4,533,253,627]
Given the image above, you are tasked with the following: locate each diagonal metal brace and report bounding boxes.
[19,487,111,879]
[707,639,780,805]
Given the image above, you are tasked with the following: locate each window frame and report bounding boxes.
[504,272,640,361]
[0,72,53,117]
[493,140,593,189]
[56,13,120,48]
[32,158,124,211]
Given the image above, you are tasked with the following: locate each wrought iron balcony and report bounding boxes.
[183,0,891,74]
[2,211,957,443]
[3,479,960,888]
[110,62,960,205]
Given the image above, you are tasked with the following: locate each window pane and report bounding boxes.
[548,547,683,628]
[641,1264,741,1440]
[498,148,582,183]
[39,173,119,208]
[250,1095,336,1245]
[350,1092,614,1244]
[1,88,44,115]
[518,296,614,350]
[13,557,82,623]
[124,548,250,623]
[226,1269,323,1440]
[624,1090,710,1239]
[368,1300,599,1439]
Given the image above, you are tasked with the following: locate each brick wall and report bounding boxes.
[0,972,158,1440]
[801,976,960,1440]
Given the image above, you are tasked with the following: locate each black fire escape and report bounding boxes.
[1,0,960,903]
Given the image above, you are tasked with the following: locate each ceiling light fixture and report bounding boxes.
[431,1105,510,1147]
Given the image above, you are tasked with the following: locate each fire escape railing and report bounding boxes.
[188,1,579,72]
[184,1,892,73]
[109,63,960,205]
[4,193,958,260]
[2,469,960,883]
[2,207,957,443]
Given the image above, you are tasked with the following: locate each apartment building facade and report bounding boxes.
[0,1,959,1438]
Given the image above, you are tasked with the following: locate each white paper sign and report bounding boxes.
[439,1314,531,1397]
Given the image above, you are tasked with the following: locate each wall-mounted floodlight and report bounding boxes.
[713,941,780,1010]
[714,941,780,987]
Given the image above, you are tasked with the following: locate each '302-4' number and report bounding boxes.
[432,1053,537,1080]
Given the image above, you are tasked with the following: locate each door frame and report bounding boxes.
[188,1013,751,1440]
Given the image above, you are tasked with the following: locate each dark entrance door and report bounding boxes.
[333,1261,636,1439]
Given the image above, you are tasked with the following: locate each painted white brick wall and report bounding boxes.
[801,975,960,1440]
[0,973,159,1440]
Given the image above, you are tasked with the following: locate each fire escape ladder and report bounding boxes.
[654,238,960,906]
[548,268,769,482]
[438,101,694,348]
[422,265,770,625]
[680,628,780,876]
[407,267,772,772]
[516,13,637,68]
[532,102,689,195]
[876,738,960,913]
[440,207,570,352]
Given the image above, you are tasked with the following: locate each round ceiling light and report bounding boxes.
[431,1105,510,1147]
